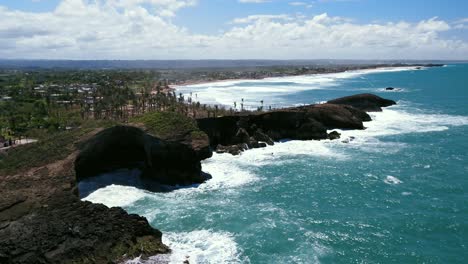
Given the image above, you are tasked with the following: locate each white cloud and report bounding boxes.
[453,18,468,30]
[289,1,313,8]
[231,14,293,24]
[0,1,467,60]
[455,18,468,24]
[238,0,270,3]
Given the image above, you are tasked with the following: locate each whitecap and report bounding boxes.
[147,230,244,264]
[82,184,149,207]
[335,105,468,140]
[384,176,403,185]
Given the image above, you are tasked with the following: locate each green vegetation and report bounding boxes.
[0,120,116,175]
[134,111,199,139]
[0,68,234,142]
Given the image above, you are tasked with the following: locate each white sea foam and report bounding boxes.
[148,230,244,264]
[125,230,243,264]
[82,184,149,207]
[384,175,403,185]
[176,66,420,108]
[337,105,468,140]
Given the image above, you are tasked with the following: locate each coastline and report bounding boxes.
[171,64,441,89]
[3,63,463,263]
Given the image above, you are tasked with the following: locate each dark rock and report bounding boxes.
[75,126,211,187]
[328,131,341,140]
[0,130,169,263]
[385,87,395,91]
[248,137,260,149]
[198,94,395,155]
[327,93,396,112]
[253,129,274,145]
[235,128,250,144]
[0,197,169,263]
[294,104,371,129]
[197,116,240,147]
[216,144,243,155]
[258,142,267,148]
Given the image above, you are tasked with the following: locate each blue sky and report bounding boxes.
[0,0,467,59]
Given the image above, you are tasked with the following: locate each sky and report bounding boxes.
[0,0,467,60]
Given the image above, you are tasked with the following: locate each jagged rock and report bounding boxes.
[216,144,243,155]
[248,137,260,149]
[198,94,395,155]
[0,128,169,263]
[235,128,250,144]
[328,131,341,140]
[327,93,396,112]
[253,129,274,145]
[0,196,169,264]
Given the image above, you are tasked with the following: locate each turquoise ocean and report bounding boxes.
[84,64,468,263]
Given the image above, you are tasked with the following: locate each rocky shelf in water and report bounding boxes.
[0,93,395,263]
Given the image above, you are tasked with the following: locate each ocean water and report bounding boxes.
[84,64,468,263]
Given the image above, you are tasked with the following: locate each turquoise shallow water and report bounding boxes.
[84,65,468,263]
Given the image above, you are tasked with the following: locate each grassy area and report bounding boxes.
[133,111,199,139]
[0,120,117,175]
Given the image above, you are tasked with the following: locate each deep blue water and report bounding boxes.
[85,65,468,263]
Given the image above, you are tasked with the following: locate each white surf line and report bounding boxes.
[174,66,423,108]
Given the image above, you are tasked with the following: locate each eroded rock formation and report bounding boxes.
[198,94,394,155]
[75,125,211,186]
[327,93,396,112]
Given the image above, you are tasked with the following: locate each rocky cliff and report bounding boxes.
[197,93,393,155]
[0,112,213,263]
[0,93,396,262]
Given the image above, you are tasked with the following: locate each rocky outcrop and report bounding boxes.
[327,93,396,112]
[198,102,372,154]
[328,131,341,140]
[75,125,210,187]
[0,112,215,263]
[1,196,168,263]
[0,129,169,263]
[198,94,397,155]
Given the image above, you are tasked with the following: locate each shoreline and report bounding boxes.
[171,64,442,89]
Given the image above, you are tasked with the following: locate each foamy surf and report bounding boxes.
[384,176,403,185]
[334,104,468,141]
[150,230,243,264]
[82,184,149,207]
[125,230,243,264]
[176,66,420,108]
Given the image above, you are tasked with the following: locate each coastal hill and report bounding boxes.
[1,93,395,263]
